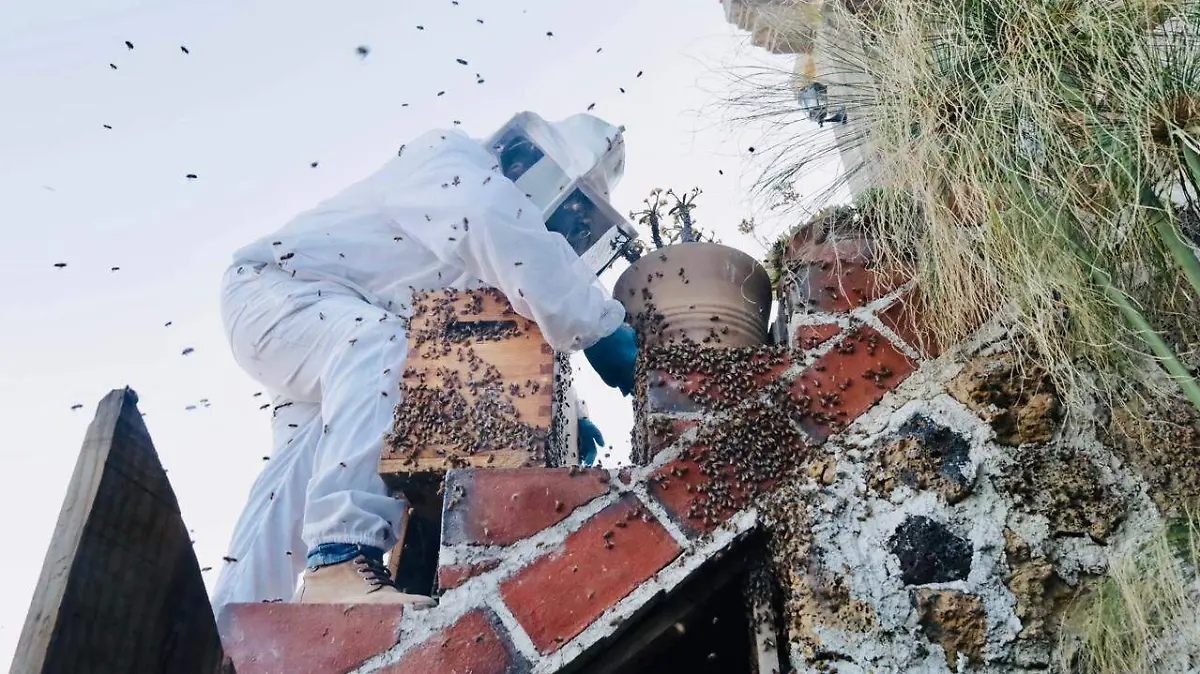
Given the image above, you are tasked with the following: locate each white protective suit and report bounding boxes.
[212,114,627,611]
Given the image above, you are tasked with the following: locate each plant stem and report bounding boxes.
[678,207,696,243]
[649,209,664,249]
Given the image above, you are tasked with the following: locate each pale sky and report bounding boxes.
[0,0,839,666]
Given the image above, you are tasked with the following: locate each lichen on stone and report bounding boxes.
[868,414,976,504]
[948,353,1061,446]
[994,444,1125,543]
[912,589,987,671]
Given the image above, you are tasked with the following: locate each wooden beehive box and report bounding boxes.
[379,288,578,492]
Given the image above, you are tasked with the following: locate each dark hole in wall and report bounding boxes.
[622,577,757,674]
[570,536,784,674]
[393,511,440,596]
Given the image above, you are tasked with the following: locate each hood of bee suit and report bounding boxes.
[544,113,626,197]
[502,112,626,198]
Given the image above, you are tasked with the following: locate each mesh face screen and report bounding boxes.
[544,187,604,256]
[493,129,545,183]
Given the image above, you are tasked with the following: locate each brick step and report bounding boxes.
[220,603,407,674]
[220,603,522,674]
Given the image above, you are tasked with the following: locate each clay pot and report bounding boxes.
[613,242,773,348]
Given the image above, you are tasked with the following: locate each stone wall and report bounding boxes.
[761,225,1190,672]
[220,223,1195,673]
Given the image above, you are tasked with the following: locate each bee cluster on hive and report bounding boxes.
[386,288,572,471]
[546,351,575,468]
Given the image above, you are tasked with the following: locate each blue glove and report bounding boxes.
[584,324,638,396]
[578,417,604,466]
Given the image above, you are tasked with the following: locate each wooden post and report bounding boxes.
[12,388,229,674]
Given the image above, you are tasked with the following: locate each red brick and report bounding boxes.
[647,447,746,536]
[780,236,907,314]
[442,467,612,546]
[500,494,682,653]
[220,603,404,674]
[437,559,501,591]
[792,323,843,350]
[876,289,942,358]
[379,609,519,674]
[790,260,902,313]
[793,325,917,441]
[781,227,868,266]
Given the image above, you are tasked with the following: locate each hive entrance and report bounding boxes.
[442,318,521,341]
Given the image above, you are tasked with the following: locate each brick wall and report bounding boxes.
[221,225,1179,672]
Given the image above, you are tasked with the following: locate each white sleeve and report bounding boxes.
[380,131,625,352]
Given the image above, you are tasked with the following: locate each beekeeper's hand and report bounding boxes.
[584,324,638,396]
[577,418,604,466]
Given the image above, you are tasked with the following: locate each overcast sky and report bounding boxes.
[0,0,840,666]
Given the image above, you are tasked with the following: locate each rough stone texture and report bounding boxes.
[1105,394,1200,510]
[889,516,974,585]
[805,455,840,486]
[869,415,975,505]
[221,603,405,674]
[499,494,682,654]
[764,500,878,662]
[441,467,612,546]
[912,589,987,672]
[948,354,1061,446]
[1002,529,1077,642]
[995,444,1125,542]
[377,609,522,674]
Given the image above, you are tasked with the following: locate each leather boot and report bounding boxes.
[293,555,437,606]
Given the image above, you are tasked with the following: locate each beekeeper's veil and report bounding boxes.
[486,111,637,275]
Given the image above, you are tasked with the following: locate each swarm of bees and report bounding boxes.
[388,289,561,469]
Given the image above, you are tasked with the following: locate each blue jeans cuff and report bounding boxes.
[306,543,385,570]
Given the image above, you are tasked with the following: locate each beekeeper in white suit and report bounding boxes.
[213,112,639,612]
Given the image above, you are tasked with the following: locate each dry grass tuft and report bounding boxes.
[1058,510,1200,673]
[723,0,1200,413]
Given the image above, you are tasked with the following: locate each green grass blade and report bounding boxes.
[1180,135,1200,187]
[1008,184,1200,412]
[1090,262,1200,412]
[1139,184,1200,302]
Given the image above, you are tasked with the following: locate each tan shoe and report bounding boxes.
[293,555,437,607]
